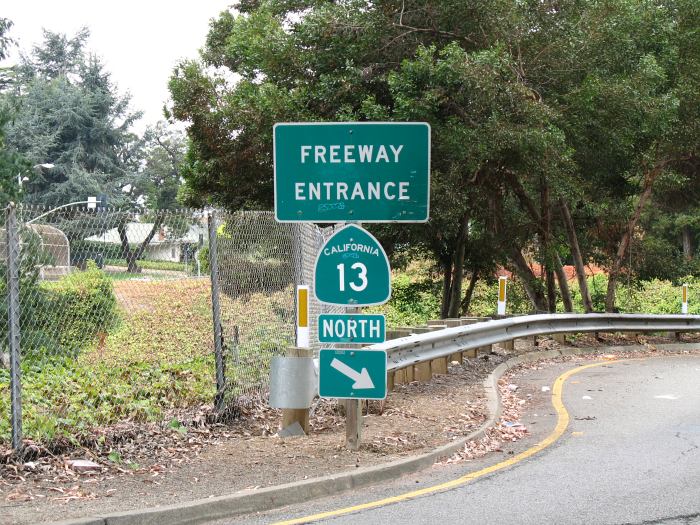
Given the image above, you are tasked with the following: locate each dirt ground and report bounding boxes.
[1,333,698,525]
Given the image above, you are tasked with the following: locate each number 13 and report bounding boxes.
[336,262,368,292]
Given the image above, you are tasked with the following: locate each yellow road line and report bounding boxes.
[272,360,616,525]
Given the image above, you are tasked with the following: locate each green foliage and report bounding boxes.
[138,122,188,209]
[34,262,118,357]
[0,355,213,443]
[4,28,141,209]
[197,245,210,273]
[368,273,441,327]
[467,278,534,317]
[567,274,700,315]
[167,0,699,313]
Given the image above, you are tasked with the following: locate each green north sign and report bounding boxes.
[274,122,430,222]
[314,224,390,306]
[318,314,386,344]
[319,349,387,400]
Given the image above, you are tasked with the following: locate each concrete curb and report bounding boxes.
[50,342,700,525]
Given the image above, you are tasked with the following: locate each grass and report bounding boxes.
[104,271,175,281]
[103,258,191,272]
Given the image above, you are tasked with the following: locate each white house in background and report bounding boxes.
[85,223,206,263]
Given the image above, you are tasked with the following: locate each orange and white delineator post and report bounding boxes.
[682,283,688,314]
[497,276,507,316]
[296,285,310,348]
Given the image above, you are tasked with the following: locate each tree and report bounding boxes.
[170,0,698,314]
[0,18,27,207]
[5,28,140,209]
[169,1,575,314]
[140,122,187,209]
[112,122,189,273]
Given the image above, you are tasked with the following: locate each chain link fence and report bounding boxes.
[0,204,338,449]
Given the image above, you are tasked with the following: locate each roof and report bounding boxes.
[85,223,206,245]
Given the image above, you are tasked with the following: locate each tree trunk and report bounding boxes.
[460,268,479,315]
[682,225,694,260]
[605,168,661,312]
[540,180,557,313]
[117,222,139,273]
[508,247,548,312]
[559,199,593,313]
[447,213,469,318]
[488,182,547,312]
[117,214,165,274]
[545,267,557,312]
[440,260,452,319]
[553,253,573,312]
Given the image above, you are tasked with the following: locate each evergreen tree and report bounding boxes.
[5,28,141,209]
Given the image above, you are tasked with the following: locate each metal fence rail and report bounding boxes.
[371,314,700,372]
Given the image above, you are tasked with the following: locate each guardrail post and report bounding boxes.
[414,361,432,382]
[477,344,492,356]
[431,356,448,375]
[461,347,477,359]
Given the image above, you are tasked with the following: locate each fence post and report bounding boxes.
[6,203,22,450]
[208,210,226,412]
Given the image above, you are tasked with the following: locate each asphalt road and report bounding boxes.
[222,355,700,525]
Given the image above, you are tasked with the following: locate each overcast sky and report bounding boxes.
[3,1,233,132]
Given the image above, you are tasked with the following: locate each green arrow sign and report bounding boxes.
[314,224,391,306]
[319,349,387,400]
[318,314,386,344]
[274,122,430,223]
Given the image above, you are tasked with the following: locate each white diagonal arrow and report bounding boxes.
[330,358,375,389]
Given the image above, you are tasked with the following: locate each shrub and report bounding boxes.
[35,262,119,357]
[377,273,441,327]
[197,245,210,273]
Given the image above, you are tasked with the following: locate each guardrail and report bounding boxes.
[274,313,700,444]
[368,314,700,374]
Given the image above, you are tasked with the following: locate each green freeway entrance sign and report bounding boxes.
[319,349,387,400]
[274,122,430,223]
[314,224,390,306]
[318,314,385,344]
